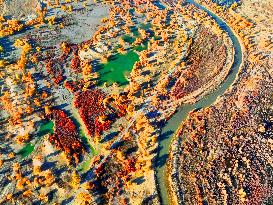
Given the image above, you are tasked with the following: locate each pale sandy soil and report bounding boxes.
[236,0,273,74]
[43,137,55,155]
[127,170,159,205]
[0,0,39,18]
[60,5,109,44]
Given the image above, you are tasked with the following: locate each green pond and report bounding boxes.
[18,121,54,158]
[98,43,147,86]
[18,143,35,158]
[38,120,54,137]
[139,22,152,30]
[79,129,97,155]
[70,112,98,172]
[70,110,97,154]
[77,154,93,172]
[98,23,151,86]
[122,35,136,44]
[77,131,97,173]
[98,50,140,86]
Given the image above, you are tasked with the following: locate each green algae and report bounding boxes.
[69,110,97,155]
[79,129,97,155]
[18,121,54,158]
[139,22,152,30]
[122,35,136,44]
[97,22,153,86]
[98,42,147,86]
[98,50,140,86]
[77,154,93,172]
[38,120,54,137]
[18,143,34,158]
[77,130,97,173]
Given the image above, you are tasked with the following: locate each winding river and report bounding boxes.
[155,0,243,204]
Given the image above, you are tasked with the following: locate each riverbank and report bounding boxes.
[166,0,273,204]
[161,0,245,204]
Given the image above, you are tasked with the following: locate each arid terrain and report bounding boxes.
[0,0,272,204]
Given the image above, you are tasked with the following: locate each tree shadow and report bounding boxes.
[132,176,145,185]
[41,161,57,171]
[48,189,58,202]
[153,130,174,168]
[81,169,95,183]
[54,166,67,178]
[110,140,124,150]
[61,197,74,205]
[119,81,129,86]
[47,150,61,158]
[146,110,161,119]
[0,168,10,176]
[154,153,169,169]
[124,146,138,155]
[142,194,158,205]
[158,130,174,141]
[0,36,15,60]
[108,54,118,61]
[21,158,32,166]
[101,131,118,143]
[54,103,69,110]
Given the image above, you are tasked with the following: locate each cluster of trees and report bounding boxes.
[64,80,82,93]
[74,89,108,137]
[3,156,57,203]
[13,39,32,70]
[45,58,64,85]
[134,114,156,171]
[48,109,84,164]
[200,0,255,51]
[45,41,100,87]
[169,81,273,204]
[1,70,44,129]
[92,153,137,204]
[0,4,48,37]
[74,89,129,139]
[15,134,30,145]
[0,18,24,37]
[70,55,81,73]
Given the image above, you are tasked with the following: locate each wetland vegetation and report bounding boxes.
[0,0,272,204]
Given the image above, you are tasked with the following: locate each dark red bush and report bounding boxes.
[48,109,84,163]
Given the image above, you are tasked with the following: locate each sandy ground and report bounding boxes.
[60,5,109,44]
[237,0,273,75]
[0,0,39,18]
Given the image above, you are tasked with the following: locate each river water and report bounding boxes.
[155,0,243,204]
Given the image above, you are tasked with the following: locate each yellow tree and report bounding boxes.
[71,171,81,189]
